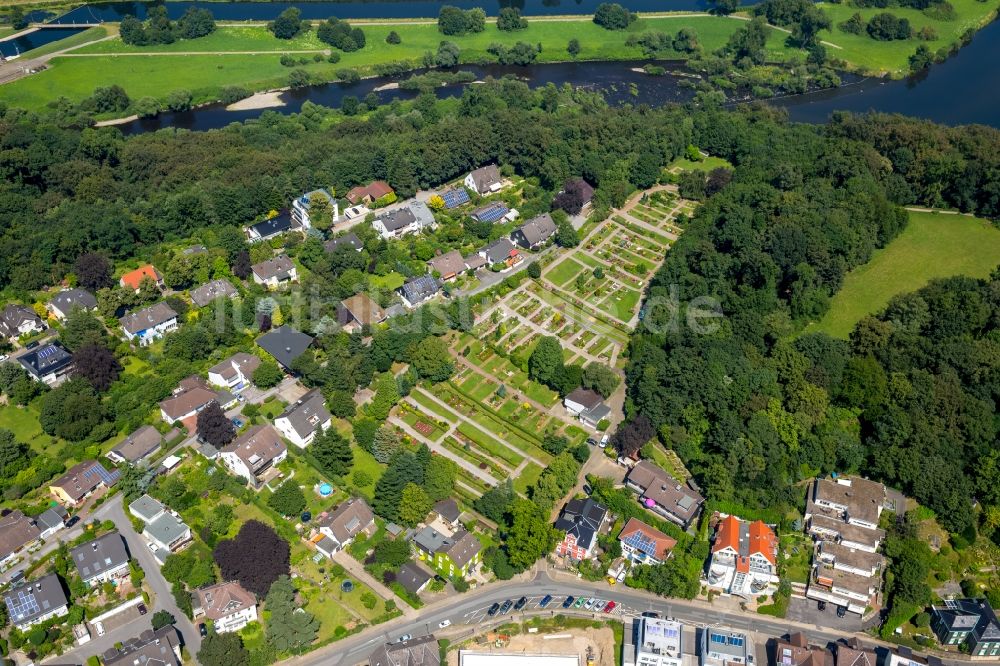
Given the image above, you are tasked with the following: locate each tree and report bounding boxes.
[593,3,635,30]
[39,378,103,441]
[386,30,401,44]
[582,363,619,398]
[326,389,356,419]
[407,336,454,381]
[214,520,290,598]
[372,452,422,522]
[612,414,655,459]
[435,40,461,67]
[528,336,564,387]
[373,538,410,566]
[87,86,131,113]
[422,456,456,502]
[198,633,250,666]
[9,6,28,30]
[318,17,365,52]
[269,7,304,39]
[265,575,318,651]
[367,373,400,422]
[73,343,122,392]
[567,38,581,58]
[438,6,485,35]
[399,482,433,526]
[268,480,306,516]
[177,7,216,39]
[475,478,515,524]
[164,254,195,289]
[311,427,353,477]
[867,13,911,41]
[353,417,378,452]
[371,427,401,464]
[497,7,528,31]
[709,0,740,15]
[75,253,113,291]
[151,610,175,630]
[554,221,579,248]
[61,310,108,351]
[527,262,542,279]
[252,359,283,388]
[196,401,235,447]
[505,498,559,570]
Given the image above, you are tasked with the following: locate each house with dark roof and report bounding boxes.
[0,511,41,568]
[554,498,608,561]
[251,255,297,289]
[102,626,181,666]
[0,304,45,341]
[246,210,299,242]
[463,253,487,272]
[120,302,178,346]
[932,599,1000,657]
[479,238,521,269]
[512,213,557,249]
[337,293,386,331]
[48,288,97,320]
[119,265,163,292]
[292,189,338,229]
[208,352,261,392]
[413,527,481,578]
[107,425,163,465]
[464,164,503,195]
[18,342,74,386]
[625,460,704,529]
[438,186,471,209]
[835,640,877,666]
[159,378,222,426]
[433,499,461,528]
[427,250,467,281]
[563,387,611,429]
[256,325,314,369]
[219,425,287,487]
[369,634,440,666]
[397,276,440,309]
[398,561,434,597]
[35,506,68,540]
[71,532,129,586]
[618,517,676,566]
[706,514,779,597]
[3,573,69,630]
[373,202,436,240]
[324,232,364,254]
[313,498,376,557]
[190,278,238,308]
[274,389,331,448]
[346,181,394,206]
[469,201,511,224]
[49,460,120,507]
[193,580,258,634]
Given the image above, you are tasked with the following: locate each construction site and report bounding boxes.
[448,627,615,666]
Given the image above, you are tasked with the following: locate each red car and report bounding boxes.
[603,601,616,613]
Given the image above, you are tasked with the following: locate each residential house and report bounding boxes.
[107,425,163,465]
[292,188,339,229]
[219,425,288,487]
[618,517,676,566]
[192,581,258,634]
[774,633,832,666]
[274,389,331,448]
[624,460,704,529]
[0,511,41,568]
[143,512,192,561]
[0,304,45,341]
[553,498,608,561]
[71,532,129,586]
[464,164,503,195]
[246,210,298,242]
[313,498,376,557]
[427,250,467,281]
[103,626,182,666]
[251,255,297,288]
[398,561,434,597]
[372,202,435,240]
[207,352,261,392]
[120,302,178,346]
[931,598,1000,657]
[324,232,364,254]
[346,181,394,206]
[884,648,928,666]
[810,565,878,615]
[18,342,74,386]
[623,617,686,666]
[337,293,386,332]
[129,495,168,524]
[2,574,69,630]
[189,279,238,308]
[463,253,487,272]
[700,628,754,666]
[49,460,120,507]
[563,387,611,428]
[433,499,461,529]
[815,541,883,579]
[561,178,595,212]
[183,245,207,255]
[469,201,511,224]
[369,634,440,666]
[34,507,68,540]
[343,204,371,221]
[257,325,314,369]
[398,275,440,309]
[834,641,876,666]
[158,377,223,426]
[512,213,557,249]
[479,238,521,270]
[706,514,779,597]
[412,526,481,578]
[119,265,163,292]
[47,288,97,320]
[438,186,471,209]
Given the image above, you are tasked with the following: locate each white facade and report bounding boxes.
[122,317,177,346]
[251,265,298,289]
[291,190,339,229]
[214,604,258,634]
[219,448,287,485]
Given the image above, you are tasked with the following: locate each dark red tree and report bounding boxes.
[73,343,122,391]
[74,252,114,291]
[196,401,235,446]
[232,250,252,280]
[213,520,290,597]
[612,414,655,459]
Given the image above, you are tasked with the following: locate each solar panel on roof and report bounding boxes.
[473,202,509,223]
[623,530,659,558]
[8,589,40,620]
[441,188,470,208]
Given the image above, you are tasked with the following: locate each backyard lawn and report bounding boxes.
[808,211,1000,338]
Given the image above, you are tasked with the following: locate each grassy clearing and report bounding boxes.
[667,155,734,172]
[808,211,1000,338]
[513,461,544,495]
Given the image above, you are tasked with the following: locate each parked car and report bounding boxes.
[562,596,575,609]
[95,622,106,637]
[25,340,39,350]
[438,620,451,629]
[587,438,598,446]
[574,597,586,609]
[837,606,847,618]
[198,623,208,638]
[499,600,513,615]
[398,634,412,643]
[603,601,616,613]
[0,354,8,362]
[600,434,610,446]
[231,417,244,428]
[641,611,659,618]
[539,595,553,608]
[65,516,80,528]
[584,598,597,610]
[514,597,528,611]
[487,603,501,617]
[137,603,147,616]
[817,601,827,611]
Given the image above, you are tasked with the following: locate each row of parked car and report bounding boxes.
[486,595,617,618]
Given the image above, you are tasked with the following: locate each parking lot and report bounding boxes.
[786,596,865,632]
[461,594,635,624]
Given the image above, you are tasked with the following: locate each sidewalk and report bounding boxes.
[332,551,418,618]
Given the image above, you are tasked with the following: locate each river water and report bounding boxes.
[0,27,88,58]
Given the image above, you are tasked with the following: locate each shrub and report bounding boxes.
[593,3,635,30]
[386,30,401,44]
[165,89,192,112]
[327,51,341,64]
[337,68,361,84]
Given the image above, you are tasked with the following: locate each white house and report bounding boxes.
[292,189,339,229]
[71,533,130,586]
[706,514,779,598]
[0,304,45,341]
[47,288,97,321]
[18,342,74,386]
[193,581,258,634]
[274,389,331,448]
[372,201,436,240]
[251,255,297,289]
[207,353,261,392]
[312,498,376,557]
[120,303,178,346]
[464,164,503,195]
[3,574,69,630]
[143,512,192,556]
[219,425,287,487]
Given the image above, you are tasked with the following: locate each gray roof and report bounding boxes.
[103,625,181,666]
[514,213,557,247]
[129,494,166,523]
[409,201,435,229]
[111,425,163,463]
[257,325,314,368]
[35,507,68,533]
[427,250,466,278]
[50,288,97,315]
[377,207,416,233]
[481,238,518,265]
[1,304,42,331]
[553,498,607,552]
[71,532,129,582]
[324,232,363,253]
[369,634,440,666]
[397,561,433,596]
[581,403,612,424]
[412,526,448,555]
[277,389,331,439]
[252,255,295,281]
[399,276,440,306]
[18,342,73,380]
[625,460,704,526]
[190,279,238,307]
[120,302,178,335]
[433,499,460,524]
[0,511,40,561]
[439,529,481,568]
[469,164,501,192]
[3,573,68,627]
[144,512,189,547]
[566,387,603,410]
[316,498,375,545]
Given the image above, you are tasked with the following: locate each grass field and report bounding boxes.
[667,156,734,172]
[808,211,1000,338]
[1,16,795,111]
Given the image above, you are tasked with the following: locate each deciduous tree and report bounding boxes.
[196,401,235,447]
[213,520,290,598]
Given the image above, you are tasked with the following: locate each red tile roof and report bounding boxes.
[120,265,161,290]
[712,514,777,565]
[618,517,677,561]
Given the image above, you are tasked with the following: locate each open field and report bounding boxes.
[808,211,1000,338]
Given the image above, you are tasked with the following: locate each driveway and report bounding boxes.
[51,606,150,665]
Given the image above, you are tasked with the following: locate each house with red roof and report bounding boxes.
[617,517,676,566]
[119,265,163,292]
[706,514,779,597]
